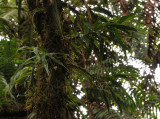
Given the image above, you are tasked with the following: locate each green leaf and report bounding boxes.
[47,54,66,69]
[18,0,22,23]
[80,78,87,97]
[93,6,113,17]
[33,47,39,56]
[65,8,74,23]
[99,38,104,61]
[117,13,136,24]
[41,54,50,76]
[107,24,137,31]
[30,61,39,86]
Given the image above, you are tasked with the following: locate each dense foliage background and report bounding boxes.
[0,0,160,119]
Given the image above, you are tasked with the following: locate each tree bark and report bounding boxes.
[26,0,68,118]
[0,110,27,117]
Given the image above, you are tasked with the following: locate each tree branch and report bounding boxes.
[82,0,92,24]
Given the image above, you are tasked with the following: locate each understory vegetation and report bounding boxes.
[0,0,160,119]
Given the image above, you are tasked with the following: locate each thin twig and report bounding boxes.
[82,0,92,24]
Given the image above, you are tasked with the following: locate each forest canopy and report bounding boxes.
[0,0,160,119]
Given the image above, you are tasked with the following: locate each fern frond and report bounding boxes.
[93,108,122,119]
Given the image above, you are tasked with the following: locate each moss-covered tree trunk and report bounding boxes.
[26,0,68,118]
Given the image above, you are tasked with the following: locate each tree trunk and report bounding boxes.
[26,0,68,118]
[0,110,27,118]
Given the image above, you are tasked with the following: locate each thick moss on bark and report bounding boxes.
[26,0,69,118]
[26,66,68,119]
